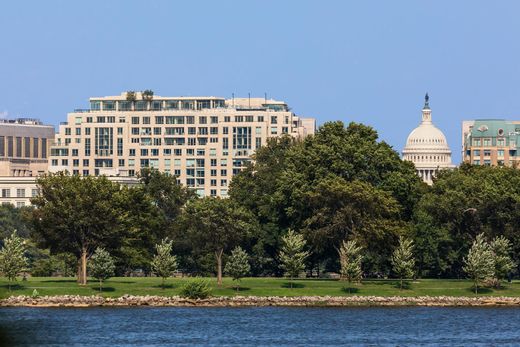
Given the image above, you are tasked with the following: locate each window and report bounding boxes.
[497,138,505,146]
[199,116,207,124]
[484,150,491,157]
[83,159,89,166]
[224,116,231,122]
[154,127,161,135]
[245,116,254,122]
[1,189,10,198]
[174,159,181,167]
[143,116,151,124]
[483,138,491,146]
[117,127,123,135]
[473,150,480,156]
[73,159,79,167]
[257,116,264,122]
[16,189,25,198]
[211,179,217,187]
[155,116,164,124]
[220,169,227,176]
[498,149,505,157]
[271,116,277,124]
[210,127,218,135]
[65,128,71,135]
[210,116,218,124]
[85,128,91,135]
[94,128,113,156]
[32,189,38,197]
[72,149,78,156]
[129,149,136,156]
[235,116,244,122]
[132,117,140,124]
[135,101,147,111]
[75,128,81,136]
[270,126,278,135]
[473,138,481,146]
[211,159,217,166]
[119,101,132,111]
[233,127,252,149]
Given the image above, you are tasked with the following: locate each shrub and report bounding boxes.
[179,278,212,299]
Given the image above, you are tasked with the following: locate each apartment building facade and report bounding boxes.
[49,92,315,197]
[462,119,520,167]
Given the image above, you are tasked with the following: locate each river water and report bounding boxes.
[0,306,519,346]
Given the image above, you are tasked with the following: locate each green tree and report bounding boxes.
[230,122,423,275]
[338,239,363,291]
[392,236,415,290]
[412,164,520,278]
[224,246,250,292]
[151,238,178,289]
[181,197,256,286]
[279,229,309,288]
[463,233,495,294]
[0,231,28,290]
[490,235,515,288]
[88,247,115,291]
[30,173,124,285]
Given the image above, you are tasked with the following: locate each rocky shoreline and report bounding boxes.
[2,295,520,307]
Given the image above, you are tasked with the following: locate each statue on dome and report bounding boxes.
[424,93,429,108]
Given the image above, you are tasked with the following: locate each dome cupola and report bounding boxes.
[402,94,455,184]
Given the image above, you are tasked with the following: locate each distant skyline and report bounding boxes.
[2,1,520,163]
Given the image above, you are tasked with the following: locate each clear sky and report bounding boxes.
[1,1,520,163]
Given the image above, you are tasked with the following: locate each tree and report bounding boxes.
[151,238,178,289]
[88,248,115,291]
[0,231,28,290]
[490,235,515,288]
[279,229,309,288]
[126,91,136,102]
[181,197,257,286]
[142,89,154,100]
[224,246,250,292]
[30,173,124,285]
[392,236,415,290]
[463,233,495,294]
[338,239,363,291]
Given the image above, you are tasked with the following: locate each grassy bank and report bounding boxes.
[1,277,520,299]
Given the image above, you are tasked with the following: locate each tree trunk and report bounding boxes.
[99,279,102,292]
[78,248,88,286]
[215,249,223,287]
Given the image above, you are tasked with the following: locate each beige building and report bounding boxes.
[462,119,520,166]
[402,94,455,184]
[0,118,54,177]
[49,92,315,197]
[0,176,139,207]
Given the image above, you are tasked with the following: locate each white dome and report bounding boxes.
[402,95,454,185]
[404,123,450,151]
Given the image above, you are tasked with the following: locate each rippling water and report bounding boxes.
[0,306,519,346]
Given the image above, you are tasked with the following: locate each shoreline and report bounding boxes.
[3,295,520,308]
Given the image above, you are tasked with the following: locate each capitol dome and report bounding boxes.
[402,94,455,184]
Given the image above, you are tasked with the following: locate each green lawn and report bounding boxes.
[1,277,520,299]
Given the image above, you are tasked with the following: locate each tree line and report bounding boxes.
[1,121,520,286]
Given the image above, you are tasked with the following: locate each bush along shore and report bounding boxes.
[3,295,520,307]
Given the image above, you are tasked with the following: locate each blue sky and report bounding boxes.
[1,1,520,163]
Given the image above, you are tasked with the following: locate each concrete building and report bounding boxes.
[0,118,54,177]
[402,94,455,184]
[49,92,315,197]
[0,176,139,207]
[462,119,520,166]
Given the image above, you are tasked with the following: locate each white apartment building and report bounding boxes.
[49,92,315,197]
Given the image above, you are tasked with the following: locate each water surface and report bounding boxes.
[0,306,519,346]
